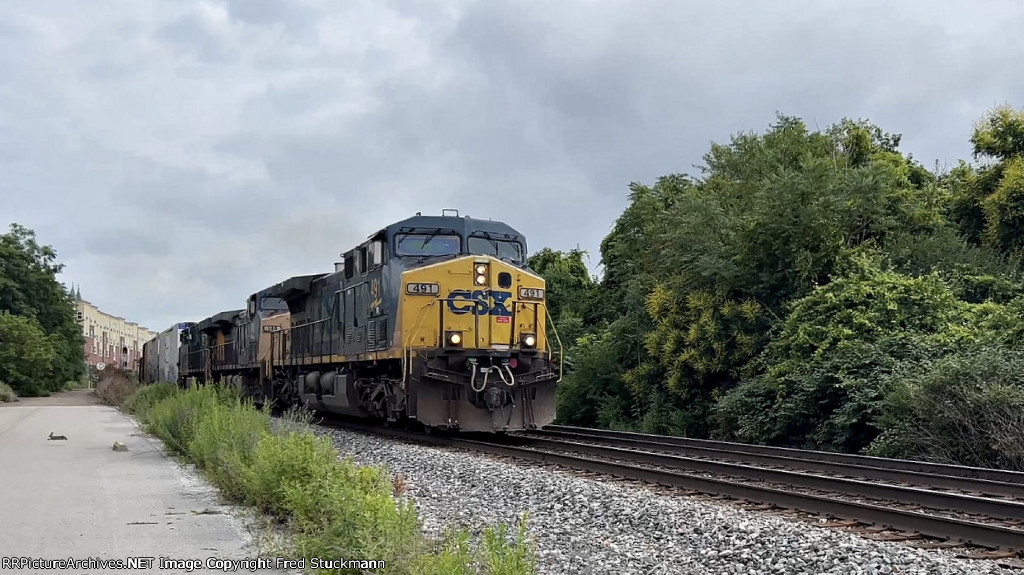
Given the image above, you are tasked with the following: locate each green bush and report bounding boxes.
[479,520,536,575]
[869,348,1024,469]
[123,385,537,574]
[244,430,340,518]
[143,386,221,454]
[0,381,18,402]
[0,312,56,396]
[190,398,270,500]
[63,376,91,390]
[715,265,1024,452]
[411,530,474,575]
[123,382,179,415]
[555,330,629,428]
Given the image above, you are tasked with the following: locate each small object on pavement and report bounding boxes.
[112,441,128,452]
[48,432,68,441]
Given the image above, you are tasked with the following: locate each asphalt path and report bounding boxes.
[0,390,290,574]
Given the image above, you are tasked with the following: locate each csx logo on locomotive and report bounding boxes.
[447,290,513,316]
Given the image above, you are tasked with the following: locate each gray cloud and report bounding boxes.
[1,0,1022,332]
[155,15,230,63]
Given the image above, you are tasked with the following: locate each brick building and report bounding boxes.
[70,285,158,373]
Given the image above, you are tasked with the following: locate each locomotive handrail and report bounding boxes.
[286,317,332,363]
[402,299,442,385]
[545,310,564,383]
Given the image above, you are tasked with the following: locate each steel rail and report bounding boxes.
[517,437,1024,522]
[541,425,1024,485]
[328,420,1024,552]
[526,429,1024,500]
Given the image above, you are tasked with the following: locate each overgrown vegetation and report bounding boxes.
[0,381,18,403]
[122,384,536,574]
[0,224,85,396]
[537,105,1024,470]
[96,367,140,406]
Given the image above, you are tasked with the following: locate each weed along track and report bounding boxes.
[320,418,1024,566]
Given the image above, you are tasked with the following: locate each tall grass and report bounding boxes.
[122,381,179,416]
[122,385,536,574]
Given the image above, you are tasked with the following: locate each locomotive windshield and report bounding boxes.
[395,233,461,257]
[260,297,288,311]
[468,236,524,262]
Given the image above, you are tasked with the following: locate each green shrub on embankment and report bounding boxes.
[121,384,535,575]
[122,381,179,415]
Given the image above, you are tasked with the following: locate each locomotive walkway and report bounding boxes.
[0,390,288,574]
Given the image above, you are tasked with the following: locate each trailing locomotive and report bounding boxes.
[141,211,561,432]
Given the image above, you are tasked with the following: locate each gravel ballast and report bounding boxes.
[316,425,1020,575]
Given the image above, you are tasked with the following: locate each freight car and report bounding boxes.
[143,211,562,432]
[140,323,185,385]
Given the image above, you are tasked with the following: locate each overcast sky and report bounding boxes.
[3,0,1023,332]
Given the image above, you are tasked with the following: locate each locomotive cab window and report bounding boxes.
[359,246,368,274]
[344,252,354,279]
[395,233,461,257]
[260,297,288,312]
[371,239,384,267]
[468,236,524,262]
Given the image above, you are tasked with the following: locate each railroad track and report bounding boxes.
[320,418,1024,563]
[534,425,1024,486]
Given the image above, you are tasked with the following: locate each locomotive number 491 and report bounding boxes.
[407,282,440,295]
[519,287,544,300]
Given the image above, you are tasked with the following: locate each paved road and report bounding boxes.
[0,390,289,574]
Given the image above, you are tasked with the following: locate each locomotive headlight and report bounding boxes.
[474,262,488,285]
[521,333,537,348]
[446,331,463,347]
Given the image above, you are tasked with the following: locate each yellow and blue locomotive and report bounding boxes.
[159,211,561,432]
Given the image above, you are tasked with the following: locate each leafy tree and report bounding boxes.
[982,156,1024,254]
[945,161,999,246]
[542,106,1024,464]
[0,312,57,395]
[949,105,1024,254]
[971,105,1024,161]
[527,248,597,343]
[0,223,84,393]
[611,115,948,435]
[554,330,630,428]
